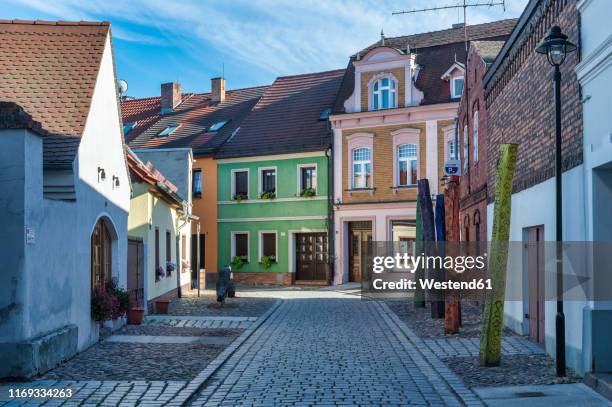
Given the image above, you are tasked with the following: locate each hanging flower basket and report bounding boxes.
[166,261,175,277]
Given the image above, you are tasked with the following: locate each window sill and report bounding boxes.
[345,188,375,197]
[193,193,202,199]
[391,185,416,194]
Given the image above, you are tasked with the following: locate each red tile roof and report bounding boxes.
[121,86,268,155]
[0,101,48,136]
[0,20,109,136]
[215,69,344,158]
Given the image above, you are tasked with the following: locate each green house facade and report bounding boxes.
[217,152,330,284]
[214,69,344,284]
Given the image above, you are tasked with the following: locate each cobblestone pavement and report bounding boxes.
[168,290,276,317]
[189,290,479,407]
[145,315,255,329]
[423,336,545,358]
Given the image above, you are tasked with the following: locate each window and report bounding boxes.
[155,227,160,280]
[192,169,202,197]
[260,232,277,261]
[158,124,180,137]
[473,110,479,163]
[91,219,112,291]
[232,170,248,200]
[232,232,249,261]
[208,120,228,132]
[166,230,171,264]
[191,234,205,271]
[352,147,371,188]
[463,125,469,171]
[319,108,332,121]
[181,235,186,261]
[299,166,317,194]
[260,168,276,194]
[448,140,457,160]
[123,121,137,135]
[451,77,464,99]
[371,77,397,110]
[397,144,418,186]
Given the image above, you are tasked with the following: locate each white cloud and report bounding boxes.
[5,0,527,80]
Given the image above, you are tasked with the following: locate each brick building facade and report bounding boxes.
[458,41,504,243]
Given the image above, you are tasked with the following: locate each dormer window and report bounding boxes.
[208,120,228,132]
[158,124,180,137]
[371,77,397,110]
[451,77,464,99]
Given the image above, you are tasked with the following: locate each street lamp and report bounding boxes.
[536,25,577,377]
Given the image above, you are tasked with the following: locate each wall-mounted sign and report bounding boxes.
[25,227,35,244]
[444,160,462,176]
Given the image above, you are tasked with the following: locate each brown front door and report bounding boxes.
[296,233,328,281]
[526,226,545,344]
[91,219,112,291]
[127,239,145,307]
[348,221,373,283]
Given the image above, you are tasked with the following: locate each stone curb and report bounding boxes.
[376,301,485,407]
[145,315,257,322]
[168,299,283,406]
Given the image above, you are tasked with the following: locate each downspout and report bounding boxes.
[175,202,197,298]
[326,128,335,285]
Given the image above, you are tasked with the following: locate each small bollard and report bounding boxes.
[216,266,236,302]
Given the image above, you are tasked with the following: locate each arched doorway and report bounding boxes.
[91,218,113,291]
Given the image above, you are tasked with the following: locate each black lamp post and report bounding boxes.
[536,25,577,377]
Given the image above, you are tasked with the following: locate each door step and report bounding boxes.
[294,280,329,286]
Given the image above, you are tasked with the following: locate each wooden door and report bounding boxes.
[526,226,545,344]
[348,222,373,283]
[127,239,144,307]
[91,219,112,291]
[296,233,328,281]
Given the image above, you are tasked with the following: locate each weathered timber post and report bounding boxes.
[433,194,446,318]
[444,178,460,334]
[414,201,425,308]
[479,143,518,366]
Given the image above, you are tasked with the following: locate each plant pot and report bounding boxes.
[155,300,170,315]
[127,307,144,325]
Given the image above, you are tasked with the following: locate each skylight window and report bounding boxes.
[319,108,332,121]
[158,124,181,137]
[123,121,137,135]
[208,120,229,132]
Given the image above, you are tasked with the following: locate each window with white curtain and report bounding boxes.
[397,144,418,186]
[352,147,371,188]
[371,77,397,110]
[473,110,479,163]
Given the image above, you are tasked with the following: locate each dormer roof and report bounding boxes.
[441,62,466,80]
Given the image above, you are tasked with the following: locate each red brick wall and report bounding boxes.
[485,0,582,203]
[458,43,489,242]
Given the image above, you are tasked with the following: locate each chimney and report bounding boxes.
[211,77,226,103]
[161,82,181,114]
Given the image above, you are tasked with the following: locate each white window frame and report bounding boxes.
[451,76,464,99]
[231,231,250,262]
[231,168,249,200]
[368,73,398,111]
[258,166,277,196]
[258,230,278,262]
[347,133,374,190]
[442,124,456,161]
[351,147,372,189]
[296,163,318,195]
[473,110,479,163]
[463,125,469,172]
[391,128,420,187]
[396,144,418,186]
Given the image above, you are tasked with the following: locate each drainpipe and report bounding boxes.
[326,131,335,284]
[175,202,197,299]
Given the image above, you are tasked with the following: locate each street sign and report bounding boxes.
[444,160,461,176]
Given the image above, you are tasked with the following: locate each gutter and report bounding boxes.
[325,124,335,285]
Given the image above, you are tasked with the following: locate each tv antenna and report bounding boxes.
[392,0,506,50]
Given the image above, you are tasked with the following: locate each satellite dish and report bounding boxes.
[117,79,128,96]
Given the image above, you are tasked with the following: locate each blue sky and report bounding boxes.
[3,0,527,98]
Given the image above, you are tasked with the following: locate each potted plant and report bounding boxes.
[166,261,175,277]
[231,255,248,269]
[114,286,130,319]
[260,191,276,200]
[260,255,276,270]
[127,307,144,325]
[91,287,114,326]
[155,266,164,282]
[155,298,170,314]
[300,188,316,197]
[233,192,248,202]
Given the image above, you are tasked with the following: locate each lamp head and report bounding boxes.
[536,26,577,66]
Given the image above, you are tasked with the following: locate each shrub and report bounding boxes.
[260,255,276,270]
[260,191,276,200]
[231,255,248,269]
[91,287,116,322]
[233,193,248,202]
[300,188,316,197]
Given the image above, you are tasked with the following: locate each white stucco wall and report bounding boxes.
[486,166,587,372]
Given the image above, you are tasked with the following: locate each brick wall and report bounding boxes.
[458,44,489,242]
[486,0,582,203]
[360,68,406,111]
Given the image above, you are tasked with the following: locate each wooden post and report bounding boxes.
[444,178,460,334]
[414,199,425,308]
[433,194,446,318]
[479,144,518,366]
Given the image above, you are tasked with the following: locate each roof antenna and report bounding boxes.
[380,29,385,46]
[222,62,225,78]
